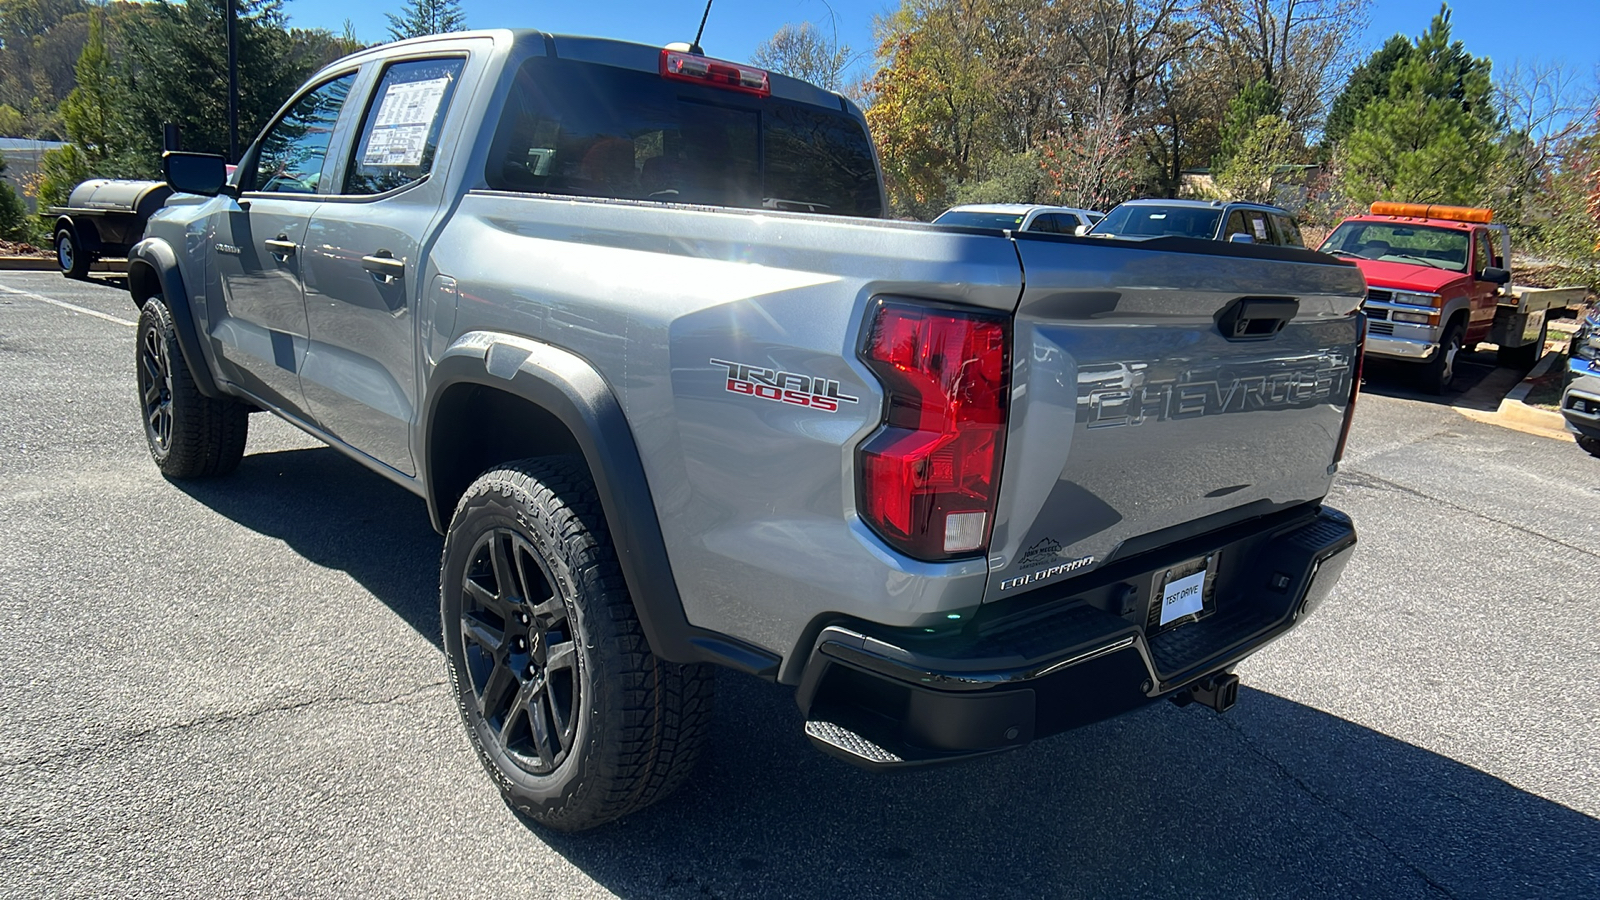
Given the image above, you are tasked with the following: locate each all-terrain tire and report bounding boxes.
[135,297,249,478]
[441,457,714,832]
[56,226,90,280]
[1421,320,1465,396]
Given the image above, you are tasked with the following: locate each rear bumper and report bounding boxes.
[796,505,1357,769]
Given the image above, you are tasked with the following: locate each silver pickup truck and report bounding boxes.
[131,29,1363,831]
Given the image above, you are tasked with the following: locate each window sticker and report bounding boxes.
[362,77,450,167]
[1251,216,1268,240]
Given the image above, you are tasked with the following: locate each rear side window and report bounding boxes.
[1272,214,1304,247]
[345,58,465,195]
[486,57,882,217]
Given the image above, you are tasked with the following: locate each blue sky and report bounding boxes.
[283,0,1599,89]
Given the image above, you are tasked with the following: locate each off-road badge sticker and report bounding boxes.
[711,359,859,413]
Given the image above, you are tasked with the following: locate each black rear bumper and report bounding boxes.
[796,505,1357,769]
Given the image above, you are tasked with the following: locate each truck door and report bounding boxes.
[300,57,467,476]
[207,71,359,422]
[1466,227,1498,341]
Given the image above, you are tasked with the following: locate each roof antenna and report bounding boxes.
[690,0,713,54]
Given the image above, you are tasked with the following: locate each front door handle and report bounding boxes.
[264,236,297,258]
[361,252,406,283]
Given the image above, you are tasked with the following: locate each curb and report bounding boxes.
[0,257,126,272]
[1456,349,1571,440]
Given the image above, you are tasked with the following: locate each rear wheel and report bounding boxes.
[136,297,249,478]
[56,226,90,280]
[441,457,713,831]
[1420,320,1464,395]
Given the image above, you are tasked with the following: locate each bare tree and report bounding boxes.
[751,22,852,92]
[1204,0,1370,129]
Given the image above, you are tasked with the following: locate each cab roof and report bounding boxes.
[1338,214,1478,232]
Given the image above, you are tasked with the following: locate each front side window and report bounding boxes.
[1224,211,1250,240]
[346,58,466,195]
[251,73,357,194]
[1472,229,1491,274]
[486,57,881,217]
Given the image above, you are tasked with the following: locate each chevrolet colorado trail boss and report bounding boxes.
[131,30,1362,831]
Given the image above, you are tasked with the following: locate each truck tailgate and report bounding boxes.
[985,235,1365,602]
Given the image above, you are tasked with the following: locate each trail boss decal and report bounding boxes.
[711,358,860,412]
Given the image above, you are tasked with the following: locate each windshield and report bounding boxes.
[1318,222,1469,271]
[486,58,882,217]
[1090,205,1222,239]
[933,210,1029,230]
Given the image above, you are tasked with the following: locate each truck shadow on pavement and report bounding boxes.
[172,445,446,648]
[539,676,1600,900]
[175,445,1599,899]
[1361,348,1521,412]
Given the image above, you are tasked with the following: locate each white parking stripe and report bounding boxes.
[0,283,137,327]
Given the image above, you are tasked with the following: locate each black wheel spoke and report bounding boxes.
[525,684,557,768]
[544,639,577,675]
[460,612,504,654]
[529,595,563,626]
[478,659,518,717]
[463,577,512,617]
[489,534,518,601]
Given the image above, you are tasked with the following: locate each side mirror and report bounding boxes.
[1073,224,1088,236]
[1479,266,1511,285]
[162,151,229,197]
[1227,232,1254,244]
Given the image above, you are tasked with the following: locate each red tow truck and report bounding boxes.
[1318,202,1584,394]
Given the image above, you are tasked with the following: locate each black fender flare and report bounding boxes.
[127,237,223,399]
[422,332,780,678]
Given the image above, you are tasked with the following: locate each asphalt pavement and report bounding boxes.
[1,270,1596,899]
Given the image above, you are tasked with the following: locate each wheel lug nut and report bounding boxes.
[518,613,530,625]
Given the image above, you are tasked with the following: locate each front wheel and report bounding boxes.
[1579,435,1600,459]
[441,458,713,832]
[1421,321,1465,396]
[136,298,249,478]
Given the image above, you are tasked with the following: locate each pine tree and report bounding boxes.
[1323,35,1413,149]
[61,8,114,163]
[1337,5,1500,207]
[385,0,466,42]
[1213,79,1282,171]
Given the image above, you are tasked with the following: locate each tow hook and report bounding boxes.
[1170,673,1240,713]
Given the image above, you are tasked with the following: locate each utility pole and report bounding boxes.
[226,0,239,162]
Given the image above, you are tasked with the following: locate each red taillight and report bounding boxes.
[660,49,771,96]
[858,300,1010,561]
[1333,313,1366,464]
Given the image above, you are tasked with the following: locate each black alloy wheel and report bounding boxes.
[138,320,175,454]
[458,528,581,774]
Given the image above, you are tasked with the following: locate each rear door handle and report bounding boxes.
[264,237,297,258]
[361,252,406,283]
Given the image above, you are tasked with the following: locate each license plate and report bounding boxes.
[1154,554,1217,629]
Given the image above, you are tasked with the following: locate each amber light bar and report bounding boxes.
[1370,202,1494,224]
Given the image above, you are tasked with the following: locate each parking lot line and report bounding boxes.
[0,282,136,327]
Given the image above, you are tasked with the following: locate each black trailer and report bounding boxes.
[49,179,172,279]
